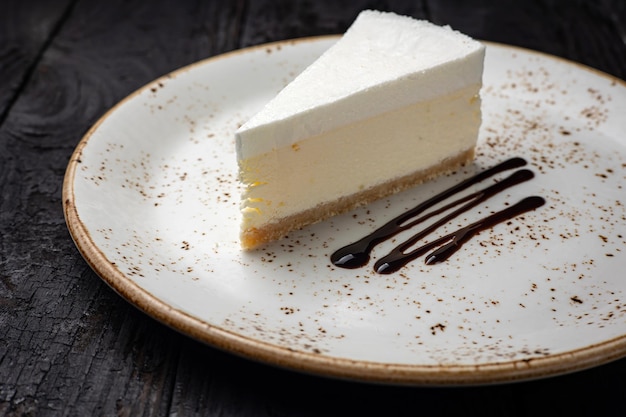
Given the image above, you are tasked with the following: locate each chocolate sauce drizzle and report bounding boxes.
[374,196,545,274]
[330,157,546,273]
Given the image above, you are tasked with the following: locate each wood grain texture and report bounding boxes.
[1,0,625,416]
[0,0,74,122]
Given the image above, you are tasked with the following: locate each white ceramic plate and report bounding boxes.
[63,36,626,385]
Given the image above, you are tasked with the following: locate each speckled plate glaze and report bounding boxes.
[63,36,626,385]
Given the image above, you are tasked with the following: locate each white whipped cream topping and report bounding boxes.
[236,10,485,160]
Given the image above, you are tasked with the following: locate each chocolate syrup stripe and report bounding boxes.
[371,169,535,271]
[330,157,529,269]
[374,196,546,274]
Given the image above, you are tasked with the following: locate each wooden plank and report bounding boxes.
[0,0,73,123]
[239,0,429,47]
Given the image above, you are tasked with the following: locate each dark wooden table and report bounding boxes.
[2,0,626,415]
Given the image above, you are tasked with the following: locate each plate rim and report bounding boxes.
[62,35,626,385]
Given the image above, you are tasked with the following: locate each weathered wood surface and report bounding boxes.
[1,0,625,416]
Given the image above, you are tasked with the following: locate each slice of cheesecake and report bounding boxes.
[236,10,485,250]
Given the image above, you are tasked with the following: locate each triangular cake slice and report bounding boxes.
[236,10,485,250]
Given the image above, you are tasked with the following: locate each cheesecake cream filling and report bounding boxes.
[239,84,481,246]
